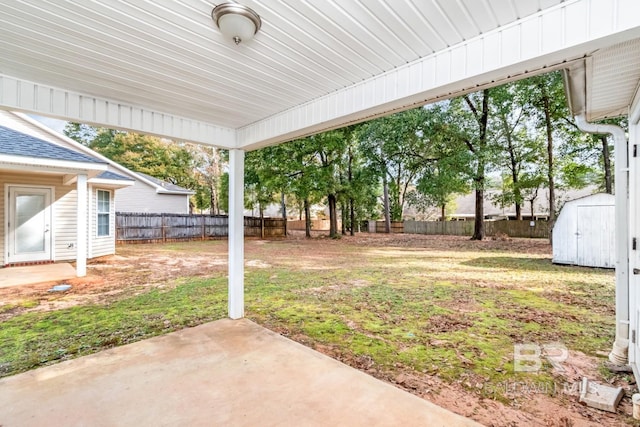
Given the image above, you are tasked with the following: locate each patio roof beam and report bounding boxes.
[237,0,640,150]
[0,75,237,149]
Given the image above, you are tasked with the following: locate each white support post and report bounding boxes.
[228,149,245,319]
[76,174,87,277]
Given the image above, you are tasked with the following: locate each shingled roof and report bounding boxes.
[135,171,194,195]
[96,170,134,182]
[0,125,105,165]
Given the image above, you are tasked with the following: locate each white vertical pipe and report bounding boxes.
[574,114,629,365]
[76,173,87,277]
[629,120,640,373]
[228,149,245,319]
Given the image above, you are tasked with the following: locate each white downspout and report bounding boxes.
[575,114,629,365]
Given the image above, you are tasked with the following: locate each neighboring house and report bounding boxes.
[445,186,599,221]
[0,113,134,274]
[117,171,194,214]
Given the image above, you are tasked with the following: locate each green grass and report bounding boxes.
[0,237,616,403]
[0,277,228,376]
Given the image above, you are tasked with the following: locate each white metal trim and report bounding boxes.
[0,75,237,148]
[95,188,113,239]
[0,153,107,174]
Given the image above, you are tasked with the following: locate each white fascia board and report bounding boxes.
[0,153,107,176]
[88,178,135,189]
[157,190,196,195]
[0,78,237,149]
[238,0,640,150]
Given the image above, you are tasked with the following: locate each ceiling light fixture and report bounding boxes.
[211,2,262,45]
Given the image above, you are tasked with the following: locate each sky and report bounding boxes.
[31,115,67,134]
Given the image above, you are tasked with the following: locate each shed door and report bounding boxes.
[576,205,615,268]
[7,186,53,264]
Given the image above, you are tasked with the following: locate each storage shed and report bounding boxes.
[552,193,615,268]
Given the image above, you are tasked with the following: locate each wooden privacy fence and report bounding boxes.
[402,220,549,238]
[116,212,286,243]
[373,221,404,233]
[287,219,342,231]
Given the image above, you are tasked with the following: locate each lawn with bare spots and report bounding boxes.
[0,233,634,426]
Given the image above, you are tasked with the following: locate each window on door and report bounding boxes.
[97,190,111,237]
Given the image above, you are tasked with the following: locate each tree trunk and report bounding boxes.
[281,192,287,236]
[541,84,556,236]
[341,202,347,235]
[304,198,311,238]
[350,198,355,236]
[530,199,535,219]
[470,89,490,241]
[601,135,613,194]
[259,203,265,239]
[348,145,355,236]
[210,184,217,215]
[471,181,485,240]
[503,114,522,221]
[383,174,391,233]
[441,204,446,222]
[328,194,338,238]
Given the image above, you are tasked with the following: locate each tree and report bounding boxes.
[489,83,549,220]
[518,72,571,230]
[358,108,433,229]
[64,123,202,210]
[189,146,225,214]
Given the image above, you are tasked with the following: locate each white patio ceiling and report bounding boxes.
[0,0,639,150]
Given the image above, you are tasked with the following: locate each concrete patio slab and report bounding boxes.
[0,263,76,288]
[0,318,479,427]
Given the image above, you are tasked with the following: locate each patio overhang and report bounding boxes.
[0,1,638,150]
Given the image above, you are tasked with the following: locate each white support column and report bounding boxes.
[76,174,88,277]
[228,149,245,319]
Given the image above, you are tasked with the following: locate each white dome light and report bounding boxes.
[211,3,262,45]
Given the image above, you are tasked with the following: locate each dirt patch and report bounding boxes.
[0,235,632,426]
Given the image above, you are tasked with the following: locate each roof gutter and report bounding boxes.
[564,63,630,365]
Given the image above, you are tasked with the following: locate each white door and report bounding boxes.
[576,205,615,268]
[7,186,53,264]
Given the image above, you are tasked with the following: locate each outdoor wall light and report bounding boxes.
[211,2,261,45]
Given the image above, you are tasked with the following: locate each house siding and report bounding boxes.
[88,185,115,258]
[1,172,76,264]
[0,172,118,265]
[115,183,189,214]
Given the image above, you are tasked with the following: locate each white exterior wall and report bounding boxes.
[0,172,117,265]
[115,181,189,214]
[88,185,116,259]
[552,193,615,268]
